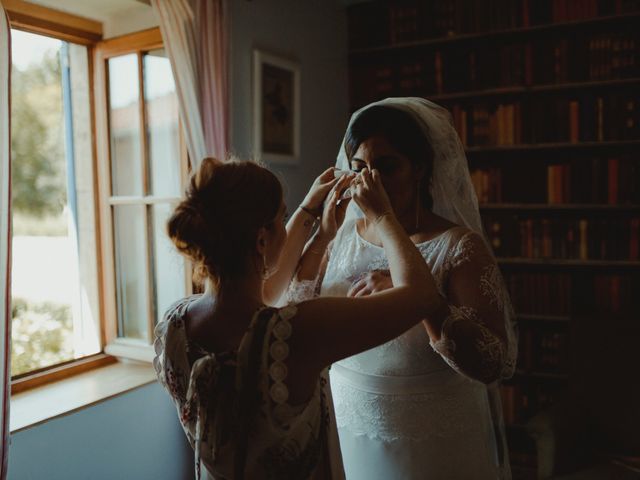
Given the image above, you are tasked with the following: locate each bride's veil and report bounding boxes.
[337,97,483,234]
[335,97,517,477]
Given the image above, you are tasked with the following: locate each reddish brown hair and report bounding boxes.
[167,157,283,287]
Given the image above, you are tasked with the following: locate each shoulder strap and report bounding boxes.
[233,307,277,479]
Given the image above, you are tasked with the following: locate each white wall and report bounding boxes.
[103,4,160,39]
[229,0,349,208]
[8,383,194,479]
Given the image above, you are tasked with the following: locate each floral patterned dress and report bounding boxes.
[153,296,344,480]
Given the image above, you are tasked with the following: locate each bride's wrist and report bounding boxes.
[372,211,394,226]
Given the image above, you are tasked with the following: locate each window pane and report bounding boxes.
[144,49,181,197]
[113,205,149,341]
[151,203,186,325]
[108,54,142,196]
[10,30,98,377]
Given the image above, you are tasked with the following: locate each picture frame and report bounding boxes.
[253,49,300,165]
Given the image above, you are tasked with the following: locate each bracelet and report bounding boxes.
[299,205,321,220]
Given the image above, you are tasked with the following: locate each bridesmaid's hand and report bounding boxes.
[317,174,352,242]
[300,167,339,216]
[347,270,393,297]
[350,169,393,224]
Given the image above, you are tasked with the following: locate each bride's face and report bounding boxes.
[350,135,419,215]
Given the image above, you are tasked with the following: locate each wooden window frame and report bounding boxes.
[6,0,107,393]
[94,28,191,362]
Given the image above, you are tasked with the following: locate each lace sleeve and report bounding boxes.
[284,278,321,304]
[282,241,332,305]
[430,232,517,384]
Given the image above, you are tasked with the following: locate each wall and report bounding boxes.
[229,0,349,208]
[8,383,193,480]
[105,0,350,208]
[103,4,160,39]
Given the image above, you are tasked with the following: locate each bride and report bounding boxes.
[288,98,518,479]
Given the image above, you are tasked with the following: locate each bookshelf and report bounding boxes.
[346,1,640,477]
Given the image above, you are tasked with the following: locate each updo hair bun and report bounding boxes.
[167,156,282,287]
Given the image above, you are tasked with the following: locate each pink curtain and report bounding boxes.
[0,2,11,478]
[151,0,229,167]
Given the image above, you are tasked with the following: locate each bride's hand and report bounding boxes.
[351,169,393,224]
[317,174,352,242]
[300,167,339,216]
[347,270,393,297]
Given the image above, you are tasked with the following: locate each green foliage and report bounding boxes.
[11,50,67,217]
[11,297,74,377]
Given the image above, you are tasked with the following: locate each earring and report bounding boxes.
[261,254,269,280]
[415,182,421,230]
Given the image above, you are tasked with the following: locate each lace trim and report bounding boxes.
[430,305,508,381]
[285,278,319,304]
[267,305,297,426]
[447,231,476,269]
[331,372,484,443]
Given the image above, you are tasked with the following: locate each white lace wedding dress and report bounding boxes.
[289,218,514,479]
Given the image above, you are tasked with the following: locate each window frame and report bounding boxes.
[7,0,108,393]
[7,3,190,392]
[94,28,191,362]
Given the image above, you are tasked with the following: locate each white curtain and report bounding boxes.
[151,0,229,167]
[0,2,11,478]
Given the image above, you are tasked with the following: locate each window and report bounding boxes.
[10,29,101,378]
[6,0,189,391]
[96,30,189,360]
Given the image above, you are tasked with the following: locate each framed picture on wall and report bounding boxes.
[253,49,300,165]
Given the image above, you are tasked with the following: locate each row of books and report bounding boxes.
[573,273,640,315]
[519,327,570,372]
[505,272,572,314]
[504,272,640,315]
[470,168,503,203]
[536,33,639,85]
[446,95,640,146]
[546,158,640,204]
[471,156,640,204]
[501,381,565,425]
[451,102,523,146]
[348,0,640,49]
[351,32,638,106]
[485,216,640,260]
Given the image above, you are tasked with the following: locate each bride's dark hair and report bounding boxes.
[344,105,435,210]
[167,157,282,288]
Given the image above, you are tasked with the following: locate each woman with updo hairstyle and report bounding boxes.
[154,156,446,479]
[289,98,518,479]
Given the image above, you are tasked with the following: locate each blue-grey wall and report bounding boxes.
[229,0,349,209]
[8,3,348,479]
[8,383,193,480]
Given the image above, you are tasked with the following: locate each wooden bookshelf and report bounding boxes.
[515,370,570,380]
[430,78,640,102]
[349,12,640,55]
[516,313,571,323]
[498,258,640,269]
[347,1,640,477]
[465,140,640,154]
[481,203,640,212]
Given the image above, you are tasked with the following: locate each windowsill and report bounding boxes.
[10,359,157,433]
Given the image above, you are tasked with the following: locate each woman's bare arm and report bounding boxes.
[263,168,337,304]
